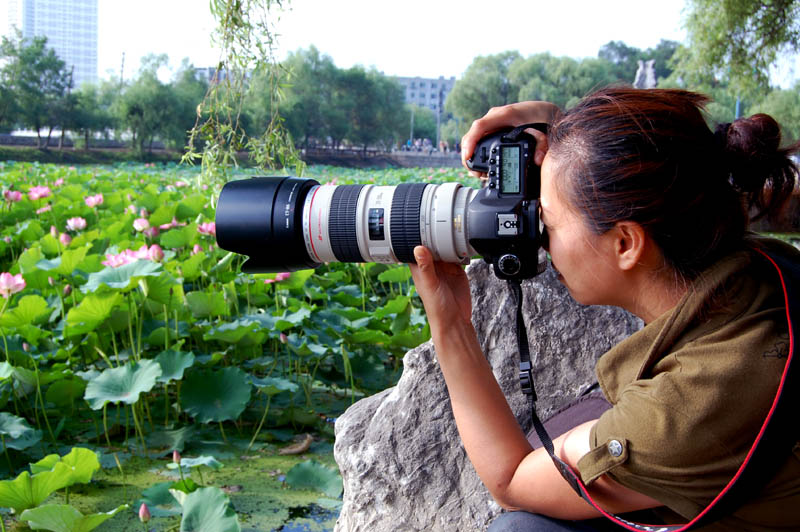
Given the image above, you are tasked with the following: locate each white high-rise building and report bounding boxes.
[3,0,98,87]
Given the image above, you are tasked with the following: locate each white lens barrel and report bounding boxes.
[302,182,477,265]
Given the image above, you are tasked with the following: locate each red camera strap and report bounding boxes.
[510,246,799,531]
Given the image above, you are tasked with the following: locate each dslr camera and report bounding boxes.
[215,124,548,281]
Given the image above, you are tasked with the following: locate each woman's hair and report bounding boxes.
[547,86,799,280]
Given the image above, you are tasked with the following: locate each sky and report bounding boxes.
[97,0,798,87]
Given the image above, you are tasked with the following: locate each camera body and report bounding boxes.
[215,124,548,281]
[466,126,546,280]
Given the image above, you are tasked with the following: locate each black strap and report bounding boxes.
[509,248,799,531]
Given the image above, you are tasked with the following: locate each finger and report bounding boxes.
[526,128,549,166]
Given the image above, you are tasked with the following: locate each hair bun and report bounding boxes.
[720,113,797,219]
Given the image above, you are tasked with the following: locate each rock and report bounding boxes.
[333,260,643,532]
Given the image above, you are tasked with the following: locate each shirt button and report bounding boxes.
[608,439,623,457]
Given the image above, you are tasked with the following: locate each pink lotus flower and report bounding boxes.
[172,450,181,464]
[50,225,58,238]
[159,217,186,231]
[63,284,72,296]
[28,185,51,201]
[59,233,72,246]
[147,244,164,262]
[128,245,151,260]
[276,272,291,281]
[0,272,25,298]
[66,217,87,231]
[143,226,159,239]
[84,194,103,207]
[133,218,150,232]
[197,222,216,237]
[53,178,64,186]
[3,190,21,202]
[191,244,203,255]
[175,180,189,188]
[36,204,52,214]
[138,502,151,523]
[102,253,131,268]
[139,208,149,218]
[126,205,137,214]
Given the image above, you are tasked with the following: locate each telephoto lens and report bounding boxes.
[215,176,477,273]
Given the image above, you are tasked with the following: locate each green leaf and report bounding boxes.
[173,455,223,470]
[30,448,100,487]
[83,360,162,410]
[0,412,36,439]
[180,251,206,281]
[285,460,342,498]
[155,350,195,383]
[249,375,298,396]
[65,292,122,336]
[374,295,410,318]
[185,291,228,318]
[203,320,266,345]
[181,368,251,423]
[161,224,197,249]
[20,503,128,532]
[139,272,180,305]
[149,204,177,227]
[147,426,195,453]
[377,265,411,283]
[176,195,207,220]
[0,295,50,328]
[35,246,90,277]
[137,481,181,517]
[0,465,72,513]
[82,260,163,293]
[178,487,240,532]
[45,378,87,408]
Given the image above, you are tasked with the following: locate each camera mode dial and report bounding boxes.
[497,254,522,276]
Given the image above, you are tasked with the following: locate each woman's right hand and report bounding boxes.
[461,101,561,178]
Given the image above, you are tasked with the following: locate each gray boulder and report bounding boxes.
[334,260,643,531]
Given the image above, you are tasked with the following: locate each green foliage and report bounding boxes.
[83,361,163,410]
[285,459,342,498]
[676,0,800,95]
[181,368,252,423]
[19,503,128,532]
[176,486,241,532]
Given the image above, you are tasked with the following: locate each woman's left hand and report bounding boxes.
[409,245,472,329]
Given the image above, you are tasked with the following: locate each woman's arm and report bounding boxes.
[409,245,662,519]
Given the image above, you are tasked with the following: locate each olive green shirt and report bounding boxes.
[577,237,800,531]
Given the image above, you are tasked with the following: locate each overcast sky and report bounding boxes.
[96,0,798,87]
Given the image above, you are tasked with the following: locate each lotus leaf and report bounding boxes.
[185,291,228,318]
[34,246,90,277]
[0,463,72,513]
[285,459,343,498]
[45,377,86,407]
[0,295,50,328]
[377,265,412,283]
[81,259,163,293]
[249,375,299,396]
[178,486,241,532]
[137,481,182,517]
[203,320,266,345]
[83,360,162,410]
[20,503,128,532]
[181,368,251,423]
[168,455,223,470]
[155,350,195,383]
[65,292,122,336]
[0,412,39,451]
[160,224,197,249]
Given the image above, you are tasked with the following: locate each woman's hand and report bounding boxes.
[409,246,472,330]
[461,101,561,178]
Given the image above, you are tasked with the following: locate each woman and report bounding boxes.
[409,87,800,531]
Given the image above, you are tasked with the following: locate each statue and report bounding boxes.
[633,59,657,89]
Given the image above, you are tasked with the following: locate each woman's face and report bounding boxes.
[539,152,622,306]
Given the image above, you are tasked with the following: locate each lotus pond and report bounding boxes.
[0,161,473,531]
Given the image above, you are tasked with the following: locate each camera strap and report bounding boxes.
[507,245,800,531]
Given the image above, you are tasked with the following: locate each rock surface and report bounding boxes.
[333,260,643,531]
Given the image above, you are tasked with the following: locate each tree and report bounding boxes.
[165,60,208,150]
[116,54,179,153]
[598,39,680,85]
[445,51,523,125]
[69,83,114,149]
[407,104,436,145]
[0,33,71,148]
[748,84,800,143]
[675,0,800,94]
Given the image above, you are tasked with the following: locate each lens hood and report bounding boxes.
[216,176,320,273]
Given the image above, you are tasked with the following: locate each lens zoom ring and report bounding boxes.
[391,183,427,263]
[330,185,365,263]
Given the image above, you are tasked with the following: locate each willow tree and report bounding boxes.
[675,0,800,95]
[183,0,304,178]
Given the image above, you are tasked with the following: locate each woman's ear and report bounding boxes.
[613,221,647,271]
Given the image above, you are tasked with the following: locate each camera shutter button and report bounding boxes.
[498,254,521,276]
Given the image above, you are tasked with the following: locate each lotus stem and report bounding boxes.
[218,422,228,443]
[31,358,56,443]
[1,435,13,474]
[246,393,272,452]
[102,404,112,447]
[164,383,169,428]
[131,403,148,455]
